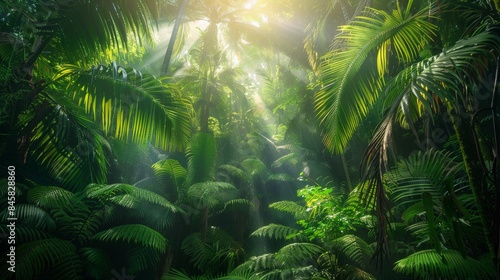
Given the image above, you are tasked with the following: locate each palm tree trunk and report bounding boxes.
[446,102,496,265]
[160,0,190,76]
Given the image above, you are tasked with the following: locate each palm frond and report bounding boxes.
[185,133,218,186]
[85,183,182,213]
[218,165,251,186]
[1,204,56,231]
[91,224,168,253]
[0,225,53,244]
[127,246,161,274]
[393,249,495,279]
[188,182,238,209]
[152,158,187,191]
[241,158,268,179]
[271,153,300,168]
[55,63,192,151]
[23,101,108,191]
[316,1,437,153]
[275,243,324,267]
[37,0,159,64]
[383,27,500,112]
[27,186,79,209]
[330,234,374,269]
[266,173,295,183]
[13,238,80,280]
[250,223,302,241]
[79,247,112,280]
[269,201,307,220]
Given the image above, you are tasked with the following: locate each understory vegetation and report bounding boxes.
[1,0,499,279]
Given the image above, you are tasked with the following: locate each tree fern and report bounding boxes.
[394,249,495,279]
[91,224,168,253]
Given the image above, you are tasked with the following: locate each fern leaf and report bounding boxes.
[331,235,374,269]
[250,224,301,241]
[92,224,168,253]
[266,173,295,183]
[13,238,79,280]
[275,243,324,267]
[269,201,307,220]
[188,182,238,209]
[85,183,182,213]
[152,158,187,189]
[394,249,495,279]
[79,247,112,279]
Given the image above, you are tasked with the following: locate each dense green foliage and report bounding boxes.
[1,0,499,279]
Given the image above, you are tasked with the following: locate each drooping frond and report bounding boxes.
[185,133,218,186]
[79,247,112,280]
[85,183,182,213]
[393,249,495,279]
[330,234,374,269]
[218,165,251,186]
[152,158,187,190]
[2,204,56,231]
[250,224,302,241]
[0,225,53,244]
[275,243,324,267]
[266,173,295,183]
[23,101,108,191]
[27,186,79,210]
[315,1,437,153]
[35,0,159,64]
[383,27,500,112]
[181,228,244,273]
[91,224,167,253]
[241,158,268,179]
[55,63,192,151]
[13,238,81,280]
[127,246,162,275]
[187,182,238,209]
[271,153,300,168]
[269,201,307,220]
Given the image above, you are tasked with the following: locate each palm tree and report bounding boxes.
[1,1,194,192]
[314,0,500,273]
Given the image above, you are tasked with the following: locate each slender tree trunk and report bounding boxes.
[160,0,190,76]
[446,102,496,265]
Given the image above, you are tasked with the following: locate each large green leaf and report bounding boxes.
[394,249,495,279]
[185,133,218,186]
[85,183,182,213]
[91,224,168,253]
[315,1,436,153]
[12,238,81,280]
[56,63,192,151]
